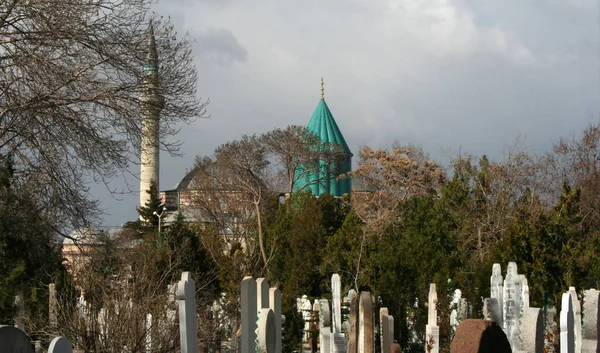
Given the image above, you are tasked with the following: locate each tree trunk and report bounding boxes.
[256,202,268,271]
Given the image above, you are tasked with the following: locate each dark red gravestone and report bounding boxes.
[390,342,402,353]
[450,319,511,353]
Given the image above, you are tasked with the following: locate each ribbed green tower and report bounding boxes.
[294,78,352,197]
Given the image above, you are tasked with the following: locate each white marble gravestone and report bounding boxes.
[561,291,576,353]
[269,287,282,353]
[450,289,461,332]
[522,278,530,309]
[568,287,583,353]
[145,313,152,353]
[257,278,270,310]
[332,274,342,334]
[176,272,198,353]
[503,262,521,350]
[491,264,504,328]
[426,283,440,353]
[256,308,276,353]
[582,289,599,353]
[241,277,257,353]
[49,337,73,353]
[331,274,346,353]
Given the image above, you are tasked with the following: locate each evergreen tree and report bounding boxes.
[137,180,165,226]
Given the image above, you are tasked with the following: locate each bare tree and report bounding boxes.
[545,122,600,228]
[212,135,274,271]
[262,125,344,195]
[448,145,545,263]
[188,156,257,247]
[0,0,208,230]
[350,143,446,236]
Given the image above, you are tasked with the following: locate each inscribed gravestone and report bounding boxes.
[241,276,257,353]
[522,278,530,309]
[561,291,575,353]
[256,309,276,353]
[491,264,504,328]
[176,272,198,353]
[269,287,282,353]
[0,325,34,353]
[48,337,73,353]
[503,262,519,349]
[520,307,544,353]
[582,289,599,353]
[358,291,374,353]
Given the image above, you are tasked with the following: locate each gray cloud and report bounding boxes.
[92,0,599,227]
[193,28,248,67]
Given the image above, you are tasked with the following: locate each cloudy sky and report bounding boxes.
[92,0,599,227]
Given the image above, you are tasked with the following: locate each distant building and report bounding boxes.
[294,78,353,197]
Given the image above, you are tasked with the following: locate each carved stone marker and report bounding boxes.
[319,299,332,353]
[332,274,342,334]
[269,287,282,353]
[176,272,198,353]
[503,262,520,350]
[380,308,393,353]
[449,320,511,353]
[348,291,359,353]
[257,278,270,310]
[426,284,440,353]
[491,264,504,328]
[0,325,34,353]
[49,283,58,331]
[241,276,257,353]
[256,308,276,353]
[358,291,374,353]
[582,289,599,353]
[561,291,575,353]
[568,287,582,353]
[49,337,73,353]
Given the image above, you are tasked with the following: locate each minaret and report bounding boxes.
[139,22,164,211]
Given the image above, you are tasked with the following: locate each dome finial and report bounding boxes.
[320,77,325,100]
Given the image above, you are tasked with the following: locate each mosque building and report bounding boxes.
[294,78,353,197]
[160,79,354,228]
[61,22,357,272]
